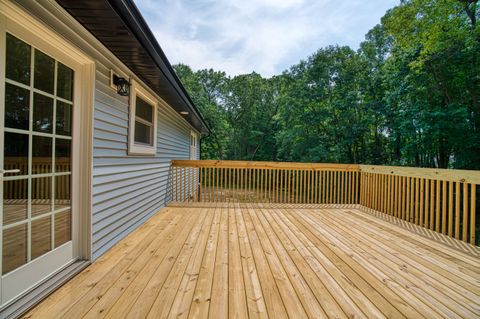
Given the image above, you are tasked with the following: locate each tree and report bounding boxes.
[174,64,230,159]
[174,0,480,170]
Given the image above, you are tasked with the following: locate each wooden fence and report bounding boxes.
[171,160,479,245]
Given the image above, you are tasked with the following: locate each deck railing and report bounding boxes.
[359,165,479,245]
[170,160,480,245]
[171,160,360,205]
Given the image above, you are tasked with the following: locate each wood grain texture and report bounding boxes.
[25,204,480,319]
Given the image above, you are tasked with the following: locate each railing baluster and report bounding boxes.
[301,170,305,204]
[346,172,353,204]
[210,167,213,202]
[339,171,343,205]
[382,174,386,213]
[212,167,216,203]
[259,169,265,203]
[470,184,476,245]
[285,169,288,204]
[448,181,453,236]
[419,178,424,226]
[317,170,321,204]
[442,180,447,234]
[425,179,430,228]
[414,178,419,224]
[269,169,273,203]
[333,171,337,205]
[344,171,347,205]
[360,172,363,206]
[299,170,303,204]
[406,176,411,220]
[275,169,278,203]
[250,168,253,203]
[199,167,202,202]
[395,175,399,218]
[436,179,441,232]
[387,175,395,216]
[357,171,360,204]
[455,181,460,239]
[175,166,178,202]
[308,170,312,204]
[463,182,468,241]
[400,177,405,220]
[429,179,435,230]
[384,173,388,214]
[235,168,238,203]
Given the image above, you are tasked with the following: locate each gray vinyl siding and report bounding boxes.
[16,0,201,261]
[92,63,198,259]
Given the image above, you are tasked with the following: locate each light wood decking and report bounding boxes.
[24,204,480,318]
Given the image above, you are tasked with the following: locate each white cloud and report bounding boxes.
[136,0,398,77]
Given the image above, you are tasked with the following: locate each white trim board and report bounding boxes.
[0,0,95,307]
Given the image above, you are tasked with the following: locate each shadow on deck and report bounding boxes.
[25,203,480,318]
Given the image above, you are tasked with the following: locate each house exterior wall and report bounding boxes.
[14,0,200,261]
[92,64,199,259]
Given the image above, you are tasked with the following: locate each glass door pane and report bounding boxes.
[2,33,73,275]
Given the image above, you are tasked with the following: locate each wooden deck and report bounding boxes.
[24,203,480,318]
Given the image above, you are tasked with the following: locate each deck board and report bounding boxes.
[24,204,480,318]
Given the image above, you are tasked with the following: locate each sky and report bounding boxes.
[135,0,399,77]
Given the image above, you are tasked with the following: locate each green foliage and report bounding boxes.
[174,0,480,169]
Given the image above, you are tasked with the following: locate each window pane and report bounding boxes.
[32,136,52,174]
[31,216,52,260]
[3,179,28,225]
[34,50,55,94]
[136,97,153,122]
[55,210,71,247]
[55,175,71,210]
[56,101,72,136]
[2,224,27,274]
[4,132,28,176]
[6,33,31,85]
[32,177,52,217]
[5,83,30,130]
[33,93,53,133]
[55,138,71,172]
[134,120,152,145]
[57,62,74,101]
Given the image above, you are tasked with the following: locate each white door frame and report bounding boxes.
[190,131,198,160]
[0,0,94,307]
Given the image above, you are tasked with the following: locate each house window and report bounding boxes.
[190,132,198,159]
[128,80,157,155]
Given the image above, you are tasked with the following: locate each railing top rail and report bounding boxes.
[171,160,480,184]
[359,165,480,184]
[171,160,360,171]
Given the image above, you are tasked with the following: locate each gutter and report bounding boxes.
[108,0,210,134]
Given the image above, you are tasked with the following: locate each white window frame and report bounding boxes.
[190,131,198,160]
[128,80,158,155]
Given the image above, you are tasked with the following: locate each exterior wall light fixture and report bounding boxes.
[113,74,130,96]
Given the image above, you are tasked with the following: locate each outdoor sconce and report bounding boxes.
[112,74,130,96]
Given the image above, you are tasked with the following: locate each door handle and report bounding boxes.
[0,169,21,174]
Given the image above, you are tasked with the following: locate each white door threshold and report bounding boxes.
[0,260,90,319]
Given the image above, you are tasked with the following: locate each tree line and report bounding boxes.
[174,0,479,169]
